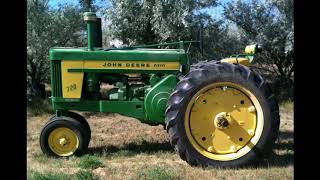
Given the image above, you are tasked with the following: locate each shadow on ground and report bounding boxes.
[257,130,294,168]
[88,140,175,157]
[88,131,293,168]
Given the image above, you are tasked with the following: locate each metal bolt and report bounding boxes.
[248,106,256,113]
[230,145,236,152]
[248,129,255,136]
[208,146,214,152]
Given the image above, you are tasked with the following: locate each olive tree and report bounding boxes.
[104,0,217,45]
[223,0,294,101]
[27,0,86,102]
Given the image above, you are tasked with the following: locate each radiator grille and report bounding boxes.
[51,61,62,97]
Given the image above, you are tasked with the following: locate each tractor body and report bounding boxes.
[50,45,189,124]
[49,12,191,124]
[49,12,255,125]
[41,12,279,168]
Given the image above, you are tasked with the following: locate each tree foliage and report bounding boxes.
[106,0,217,45]
[104,0,245,62]
[223,0,294,100]
[27,0,85,102]
[79,0,98,12]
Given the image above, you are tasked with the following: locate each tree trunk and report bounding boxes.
[27,79,46,102]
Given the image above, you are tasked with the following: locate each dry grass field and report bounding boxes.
[27,103,293,180]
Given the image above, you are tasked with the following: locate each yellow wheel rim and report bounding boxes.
[48,127,79,156]
[184,82,264,161]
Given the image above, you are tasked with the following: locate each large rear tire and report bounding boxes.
[165,61,280,168]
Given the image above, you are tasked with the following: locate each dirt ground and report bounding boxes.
[27,106,293,180]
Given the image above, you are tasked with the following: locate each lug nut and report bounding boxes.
[248,129,255,136]
[207,146,214,152]
[230,145,236,152]
[248,106,256,113]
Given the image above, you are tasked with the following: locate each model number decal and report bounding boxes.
[66,83,77,92]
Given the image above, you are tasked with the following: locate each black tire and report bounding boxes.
[49,111,91,147]
[165,61,280,168]
[40,116,88,157]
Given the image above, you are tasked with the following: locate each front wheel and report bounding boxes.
[49,111,91,147]
[40,116,88,157]
[165,61,280,168]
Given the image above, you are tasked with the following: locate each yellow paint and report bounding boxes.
[61,61,84,98]
[184,82,264,161]
[245,44,257,54]
[83,61,180,70]
[48,127,79,156]
[221,57,249,66]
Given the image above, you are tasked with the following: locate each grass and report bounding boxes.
[33,153,50,164]
[27,104,293,179]
[136,165,178,180]
[27,170,71,180]
[75,170,97,180]
[27,170,97,180]
[78,155,104,169]
[280,101,294,112]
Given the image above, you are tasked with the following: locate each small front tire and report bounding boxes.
[40,116,88,157]
[49,111,91,147]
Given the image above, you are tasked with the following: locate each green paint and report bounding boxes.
[49,48,187,63]
[144,75,177,124]
[87,21,94,51]
[53,100,145,120]
[50,60,62,97]
[84,12,97,51]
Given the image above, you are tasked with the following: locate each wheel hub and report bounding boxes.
[214,112,231,130]
[48,127,79,156]
[59,137,68,146]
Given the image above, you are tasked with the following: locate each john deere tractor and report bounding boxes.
[39,12,280,168]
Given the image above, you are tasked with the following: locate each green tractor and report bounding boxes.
[40,12,280,168]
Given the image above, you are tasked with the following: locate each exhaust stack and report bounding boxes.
[84,12,97,51]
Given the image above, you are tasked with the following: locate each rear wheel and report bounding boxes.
[165,61,280,167]
[40,116,88,157]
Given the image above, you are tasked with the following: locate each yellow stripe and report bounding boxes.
[84,61,180,70]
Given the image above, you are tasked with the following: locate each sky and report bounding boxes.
[48,0,79,8]
[48,0,229,21]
